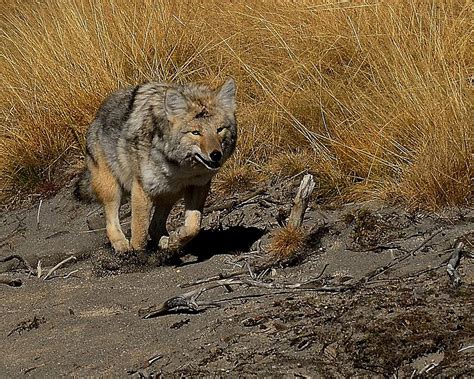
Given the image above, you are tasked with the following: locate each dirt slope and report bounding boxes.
[1,180,473,377]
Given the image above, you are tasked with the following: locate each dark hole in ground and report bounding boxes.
[306,225,329,249]
[183,226,266,262]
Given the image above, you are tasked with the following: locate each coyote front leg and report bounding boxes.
[149,195,177,245]
[130,178,153,251]
[159,182,211,251]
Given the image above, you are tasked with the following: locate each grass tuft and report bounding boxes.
[268,226,308,260]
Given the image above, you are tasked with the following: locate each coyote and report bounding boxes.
[75,78,237,253]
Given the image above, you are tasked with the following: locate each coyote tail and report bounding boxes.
[74,169,96,202]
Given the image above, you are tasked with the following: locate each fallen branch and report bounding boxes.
[143,274,350,318]
[458,345,474,353]
[220,277,351,292]
[0,254,35,275]
[447,241,464,287]
[7,316,45,336]
[43,256,77,281]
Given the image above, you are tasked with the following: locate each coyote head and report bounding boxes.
[162,78,237,171]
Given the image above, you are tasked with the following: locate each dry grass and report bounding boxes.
[1,0,472,208]
[268,226,308,260]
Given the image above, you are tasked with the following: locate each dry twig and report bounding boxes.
[36,199,43,230]
[36,260,42,278]
[62,269,79,279]
[43,256,77,280]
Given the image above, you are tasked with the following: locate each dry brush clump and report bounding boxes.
[1,0,472,208]
[267,226,308,262]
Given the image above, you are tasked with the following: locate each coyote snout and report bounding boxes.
[194,131,224,170]
[75,78,237,254]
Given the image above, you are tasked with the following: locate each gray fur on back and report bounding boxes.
[83,80,237,197]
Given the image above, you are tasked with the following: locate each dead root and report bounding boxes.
[140,266,349,319]
[446,241,465,287]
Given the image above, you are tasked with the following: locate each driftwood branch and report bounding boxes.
[43,256,77,280]
[447,241,464,287]
[220,277,351,292]
[287,174,315,228]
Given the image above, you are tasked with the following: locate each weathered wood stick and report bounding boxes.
[43,256,77,281]
[287,174,315,228]
[447,241,464,287]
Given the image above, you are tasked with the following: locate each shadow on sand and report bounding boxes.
[182,226,266,262]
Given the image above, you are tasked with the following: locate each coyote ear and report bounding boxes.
[164,88,188,120]
[216,78,236,113]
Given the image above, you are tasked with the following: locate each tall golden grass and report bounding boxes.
[1,0,472,208]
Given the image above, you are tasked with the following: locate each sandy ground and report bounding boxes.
[1,179,473,377]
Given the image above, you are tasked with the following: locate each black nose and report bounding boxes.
[210,150,222,162]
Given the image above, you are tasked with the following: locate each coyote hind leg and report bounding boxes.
[89,154,130,253]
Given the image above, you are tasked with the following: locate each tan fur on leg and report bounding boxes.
[89,149,129,253]
[165,182,210,251]
[130,178,153,251]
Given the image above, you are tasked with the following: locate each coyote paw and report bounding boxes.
[130,238,147,252]
[112,239,131,253]
[158,236,169,250]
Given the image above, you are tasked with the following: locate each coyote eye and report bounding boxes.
[191,130,201,136]
[217,127,225,133]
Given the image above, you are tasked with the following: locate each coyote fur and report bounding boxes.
[75,78,237,253]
